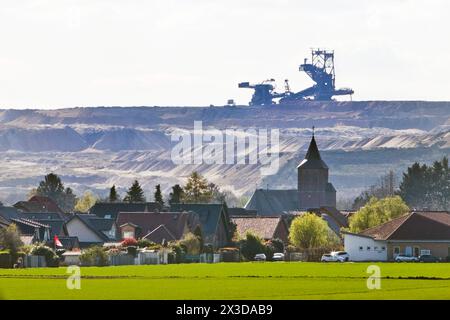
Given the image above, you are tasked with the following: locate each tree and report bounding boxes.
[34,173,77,212]
[353,170,397,209]
[169,184,184,204]
[239,231,266,261]
[74,191,98,213]
[123,180,145,203]
[289,213,330,249]
[348,196,409,233]
[109,185,119,202]
[0,224,23,262]
[154,184,164,206]
[399,157,449,210]
[183,172,213,203]
[179,233,201,255]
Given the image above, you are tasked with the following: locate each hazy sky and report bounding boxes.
[0,0,449,109]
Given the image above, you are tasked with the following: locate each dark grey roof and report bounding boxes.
[169,203,229,241]
[21,212,62,220]
[0,206,21,221]
[228,207,257,217]
[68,214,115,242]
[326,183,336,193]
[57,236,80,250]
[29,218,65,237]
[297,135,329,169]
[244,189,298,216]
[89,202,162,220]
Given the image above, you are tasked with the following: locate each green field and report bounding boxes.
[1,262,450,300]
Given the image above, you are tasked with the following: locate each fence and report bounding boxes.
[24,255,47,268]
[109,254,135,266]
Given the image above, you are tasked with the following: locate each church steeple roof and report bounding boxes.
[305,134,322,160]
[297,128,329,169]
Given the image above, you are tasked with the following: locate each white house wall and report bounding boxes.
[344,233,388,261]
[66,218,103,243]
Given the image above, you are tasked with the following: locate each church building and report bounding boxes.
[245,132,337,213]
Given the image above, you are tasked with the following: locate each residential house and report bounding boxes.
[231,216,290,243]
[170,203,231,249]
[343,211,450,261]
[65,214,117,248]
[0,205,51,243]
[14,196,66,219]
[116,211,201,244]
[89,202,163,220]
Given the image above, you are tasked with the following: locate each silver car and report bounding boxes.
[254,253,266,261]
[395,254,419,262]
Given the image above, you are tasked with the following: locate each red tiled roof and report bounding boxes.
[231,216,283,240]
[360,211,450,241]
[117,211,199,240]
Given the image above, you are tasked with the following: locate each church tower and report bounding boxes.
[297,130,336,209]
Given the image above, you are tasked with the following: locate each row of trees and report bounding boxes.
[27,171,236,213]
[108,171,233,205]
[352,157,449,211]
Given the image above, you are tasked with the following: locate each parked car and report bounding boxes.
[321,253,338,262]
[254,253,266,261]
[272,253,285,261]
[332,251,350,262]
[395,254,419,262]
[418,255,441,263]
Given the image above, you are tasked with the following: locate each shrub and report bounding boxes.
[127,246,137,257]
[121,238,138,247]
[264,241,275,261]
[80,246,109,266]
[0,224,23,262]
[0,251,12,268]
[137,239,154,248]
[179,233,201,255]
[270,238,285,253]
[31,245,59,267]
[240,232,265,261]
[169,242,185,263]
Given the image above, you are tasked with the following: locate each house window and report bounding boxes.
[122,231,134,239]
[393,246,400,256]
[382,247,386,251]
[367,246,371,251]
[413,247,420,257]
[374,246,378,251]
[105,214,112,219]
[359,246,363,251]
[421,249,431,256]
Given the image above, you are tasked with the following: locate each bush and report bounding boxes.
[169,242,185,263]
[80,246,109,266]
[264,241,275,261]
[31,245,59,267]
[270,238,284,253]
[121,238,138,247]
[240,232,265,261]
[137,239,155,248]
[179,233,201,255]
[127,246,137,257]
[0,251,12,268]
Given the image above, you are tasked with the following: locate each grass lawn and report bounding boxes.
[1,262,450,300]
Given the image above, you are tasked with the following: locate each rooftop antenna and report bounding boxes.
[312,126,315,137]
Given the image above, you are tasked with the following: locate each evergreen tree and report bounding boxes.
[154,184,164,206]
[123,180,145,203]
[109,185,119,202]
[399,157,449,210]
[35,173,76,212]
[169,184,184,204]
[183,172,213,203]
